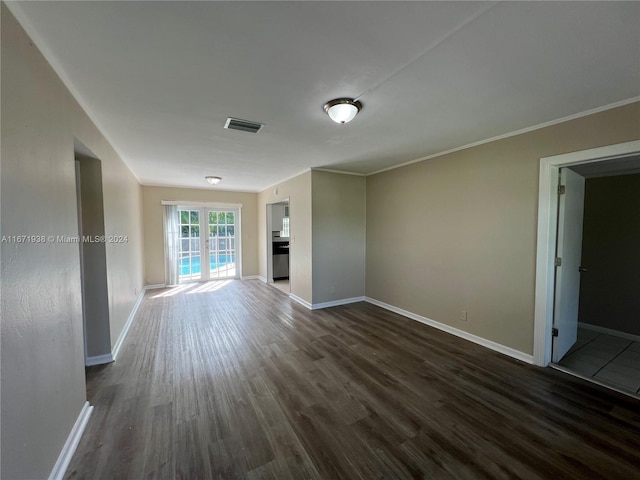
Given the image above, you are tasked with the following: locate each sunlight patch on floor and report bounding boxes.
[186,279,233,294]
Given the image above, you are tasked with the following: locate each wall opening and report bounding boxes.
[75,142,112,366]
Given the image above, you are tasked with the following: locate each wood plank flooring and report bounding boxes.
[65,280,640,479]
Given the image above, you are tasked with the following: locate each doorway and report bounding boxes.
[533,140,640,393]
[554,171,640,395]
[178,207,239,282]
[266,200,290,294]
[75,153,112,366]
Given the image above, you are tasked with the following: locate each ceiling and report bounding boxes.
[7,1,640,192]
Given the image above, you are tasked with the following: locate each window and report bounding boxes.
[281,217,290,238]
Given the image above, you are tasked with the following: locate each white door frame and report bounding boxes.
[167,201,243,282]
[204,207,242,280]
[533,140,640,366]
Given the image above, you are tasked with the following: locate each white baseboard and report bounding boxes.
[288,294,366,310]
[579,322,640,343]
[144,283,166,290]
[48,401,93,480]
[112,286,147,361]
[365,297,534,365]
[311,296,366,310]
[242,275,261,281]
[289,293,313,309]
[85,353,113,366]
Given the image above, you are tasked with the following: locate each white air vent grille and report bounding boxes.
[224,117,264,133]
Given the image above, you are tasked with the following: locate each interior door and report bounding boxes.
[552,168,585,362]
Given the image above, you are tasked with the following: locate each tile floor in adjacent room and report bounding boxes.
[558,326,640,396]
[272,279,290,294]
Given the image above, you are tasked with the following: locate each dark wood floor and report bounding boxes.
[65,280,640,480]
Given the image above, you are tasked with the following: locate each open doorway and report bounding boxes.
[554,171,640,395]
[266,200,290,294]
[533,140,640,396]
[75,141,112,367]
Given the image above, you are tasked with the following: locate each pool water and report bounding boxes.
[180,255,234,275]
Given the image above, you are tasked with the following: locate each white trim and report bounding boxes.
[365,297,534,365]
[578,322,640,343]
[288,295,367,310]
[241,275,262,281]
[144,283,166,290]
[289,294,313,309]
[368,98,640,177]
[311,168,367,176]
[112,287,146,361]
[533,140,640,367]
[161,200,243,209]
[311,296,366,310]
[256,276,268,283]
[48,401,93,480]
[236,208,243,280]
[85,353,113,366]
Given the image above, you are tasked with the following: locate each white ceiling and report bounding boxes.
[7,1,640,192]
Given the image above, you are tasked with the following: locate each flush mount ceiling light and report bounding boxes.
[205,176,222,185]
[323,98,362,124]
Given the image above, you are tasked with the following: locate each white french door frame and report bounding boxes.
[533,140,640,366]
[163,201,243,282]
[204,207,240,280]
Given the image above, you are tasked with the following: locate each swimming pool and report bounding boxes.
[180,255,235,275]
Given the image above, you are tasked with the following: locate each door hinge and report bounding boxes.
[558,185,566,195]
[552,328,559,337]
[554,257,562,267]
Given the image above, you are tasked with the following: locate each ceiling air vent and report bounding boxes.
[224,117,264,134]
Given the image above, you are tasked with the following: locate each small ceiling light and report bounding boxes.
[323,98,362,124]
[205,176,222,185]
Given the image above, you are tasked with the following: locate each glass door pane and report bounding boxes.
[208,209,237,279]
[178,208,202,281]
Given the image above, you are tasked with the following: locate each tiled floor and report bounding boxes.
[272,279,290,294]
[557,326,640,396]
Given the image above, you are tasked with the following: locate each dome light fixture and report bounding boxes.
[323,98,362,124]
[205,176,222,185]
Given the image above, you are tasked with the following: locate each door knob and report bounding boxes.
[579,266,588,273]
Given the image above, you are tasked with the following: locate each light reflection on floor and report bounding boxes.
[151,279,233,298]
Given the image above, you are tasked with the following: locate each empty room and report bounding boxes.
[1,2,640,479]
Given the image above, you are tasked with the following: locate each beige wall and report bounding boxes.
[1,5,145,479]
[366,102,640,355]
[142,186,259,285]
[579,173,640,336]
[312,171,366,304]
[258,171,313,303]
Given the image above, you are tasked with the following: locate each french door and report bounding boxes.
[178,207,238,282]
